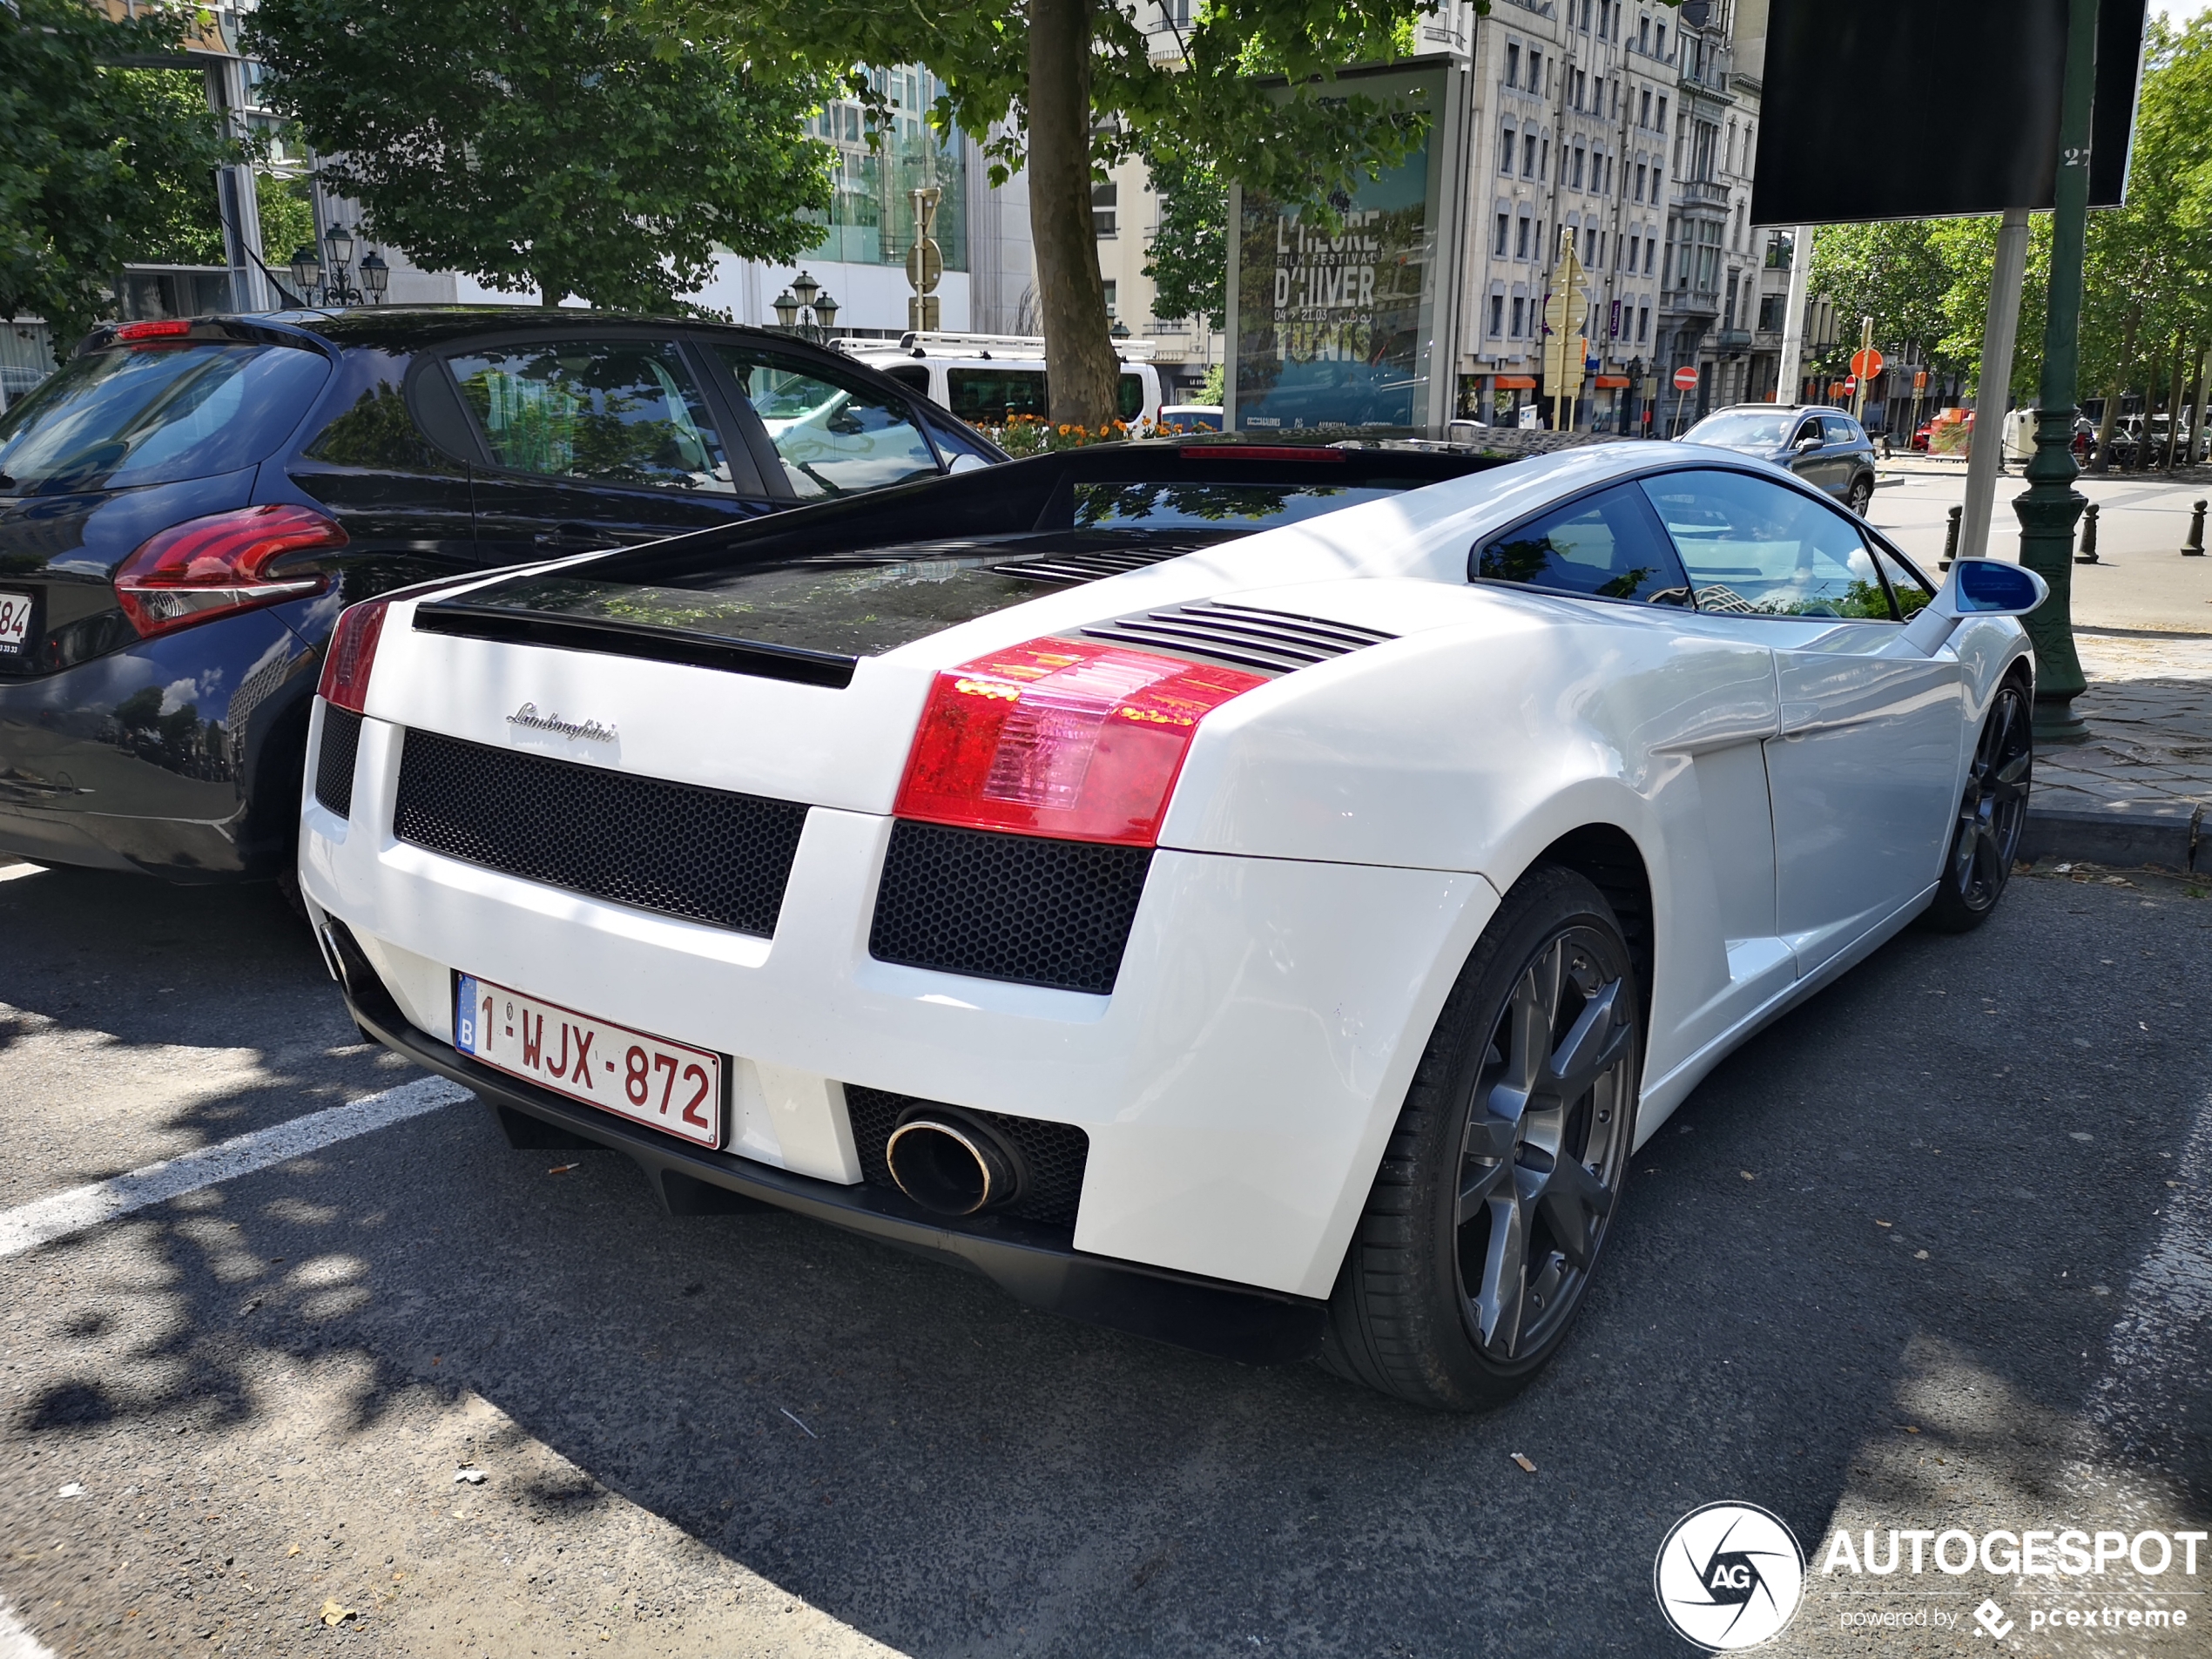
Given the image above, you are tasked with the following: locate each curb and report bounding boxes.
[2020,799,2206,873]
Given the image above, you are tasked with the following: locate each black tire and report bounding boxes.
[1845,474,1874,516]
[1922,674,2033,934]
[1319,865,1641,1412]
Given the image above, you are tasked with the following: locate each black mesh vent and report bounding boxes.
[845,1085,1089,1229]
[315,706,362,819]
[394,730,806,935]
[869,821,1150,995]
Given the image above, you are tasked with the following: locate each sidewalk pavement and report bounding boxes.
[2023,630,2211,874]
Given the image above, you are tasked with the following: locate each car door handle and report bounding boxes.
[533,522,605,552]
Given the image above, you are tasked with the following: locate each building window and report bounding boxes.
[1501,126,1517,174]
[1639,306,1650,342]
[1506,41,1520,86]
[1573,146,1585,190]
[1635,163,1646,201]
[1655,23,1665,58]
[1517,214,1532,259]
[1539,136,1549,181]
[1512,296,1526,337]
[1093,179,1118,238]
[1758,293,1784,332]
[1656,95,1667,132]
[1639,14,1649,51]
[1495,212,1510,255]
[1528,51,1541,94]
[1490,293,1506,335]
[1645,237,1656,274]
[1640,88,1651,127]
[1103,279,1117,319]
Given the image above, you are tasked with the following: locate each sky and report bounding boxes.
[2150,0,2207,22]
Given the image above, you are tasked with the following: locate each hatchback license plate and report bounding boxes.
[0,592,30,654]
[455,974,723,1148]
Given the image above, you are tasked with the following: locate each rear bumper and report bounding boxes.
[0,605,319,879]
[324,922,1329,1366]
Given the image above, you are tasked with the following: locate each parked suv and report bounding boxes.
[1678,404,1879,515]
[0,307,1003,885]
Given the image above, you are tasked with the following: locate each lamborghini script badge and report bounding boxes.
[507,702,618,743]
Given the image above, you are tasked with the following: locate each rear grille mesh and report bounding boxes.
[315,706,362,819]
[845,1085,1089,1230]
[869,821,1150,995]
[394,730,806,936]
[1082,600,1396,675]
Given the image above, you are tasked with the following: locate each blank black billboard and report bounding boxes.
[1750,0,2146,226]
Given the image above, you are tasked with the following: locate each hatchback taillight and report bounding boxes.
[892,637,1265,846]
[114,504,343,638]
[317,599,389,715]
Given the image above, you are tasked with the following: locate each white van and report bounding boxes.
[833,332,1164,429]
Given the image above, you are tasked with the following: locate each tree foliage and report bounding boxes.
[1139,137,1227,331]
[0,0,239,354]
[245,0,837,310]
[681,0,1451,424]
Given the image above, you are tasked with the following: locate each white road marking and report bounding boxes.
[0,1599,57,1659]
[0,1076,469,1259]
[0,863,45,884]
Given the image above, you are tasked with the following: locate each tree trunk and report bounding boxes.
[2089,308,2135,474]
[2161,334,2187,471]
[538,280,563,307]
[1028,0,1120,430]
[2190,342,2210,469]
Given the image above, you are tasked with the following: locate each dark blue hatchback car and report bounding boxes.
[0,307,1001,885]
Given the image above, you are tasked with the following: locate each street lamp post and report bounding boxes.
[771,271,841,343]
[295,224,387,307]
[2011,0,2101,744]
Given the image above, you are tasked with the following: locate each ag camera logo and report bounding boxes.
[1655,1502,1808,1650]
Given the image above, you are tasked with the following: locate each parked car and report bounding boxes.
[300,436,2041,1410]
[1677,404,1878,514]
[0,307,1002,886]
[835,331,1165,428]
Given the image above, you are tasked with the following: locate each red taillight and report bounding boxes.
[113,319,193,342]
[317,599,389,714]
[115,504,343,638]
[892,637,1266,846]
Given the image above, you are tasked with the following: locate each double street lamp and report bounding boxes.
[772,270,840,341]
[289,223,388,307]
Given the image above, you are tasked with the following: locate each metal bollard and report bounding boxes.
[2185,499,2208,557]
[1940,504,1963,569]
[2076,501,2100,564]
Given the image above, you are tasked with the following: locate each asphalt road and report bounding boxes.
[2,860,2208,1658]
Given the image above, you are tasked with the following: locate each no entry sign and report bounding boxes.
[1672,366,1699,392]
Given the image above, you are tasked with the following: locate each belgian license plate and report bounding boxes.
[455,974,723,1148]
[0,593,30,654]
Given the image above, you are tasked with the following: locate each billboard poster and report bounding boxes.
[1226,59,1462,435]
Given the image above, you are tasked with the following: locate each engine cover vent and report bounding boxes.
[1081,600,1397,675]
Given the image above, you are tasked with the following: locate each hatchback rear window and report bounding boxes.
[0,341,330,495]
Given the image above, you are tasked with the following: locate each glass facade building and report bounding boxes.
[801,66,968,272]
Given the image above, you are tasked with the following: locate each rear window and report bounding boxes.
[0,341,330,495]
[943,367,1147,425]
[1074,482,1399,530]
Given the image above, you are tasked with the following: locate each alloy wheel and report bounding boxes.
[1847,477,1874,516]
[1951,680,2033,910]
[1454,928,1636,1362]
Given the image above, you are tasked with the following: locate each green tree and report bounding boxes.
[1140,136,1227,332]
[1,0,239,354]
[245,0,837,311]
[686,0,1440,427]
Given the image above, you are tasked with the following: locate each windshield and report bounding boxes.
[0,341,331,495]
[1683,411,1797,449]
[1073,482,1399,530]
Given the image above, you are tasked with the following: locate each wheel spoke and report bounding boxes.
[1993,748,2032,792]
[1973,822,2006,894]
[1533,1154,1615,1271]
[1455,1153,1514,1228]
[1541,979,1629,1106]
[1472,1190,1528,1355]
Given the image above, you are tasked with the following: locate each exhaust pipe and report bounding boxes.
[885,1109,1025,1216]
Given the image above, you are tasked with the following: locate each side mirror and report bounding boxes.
[1795,433,1822,452]
[1900,557,2048,654]
[1947,557,2047,616]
